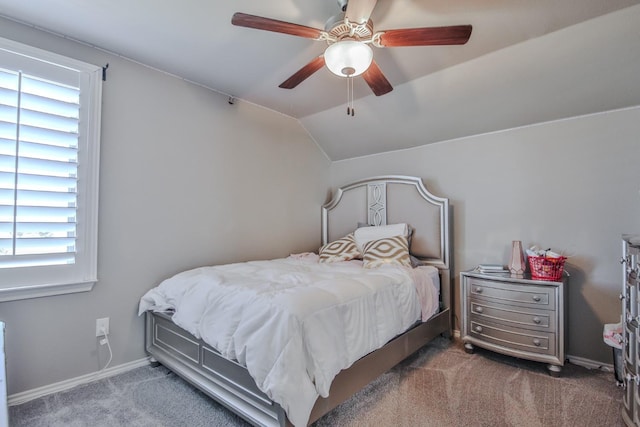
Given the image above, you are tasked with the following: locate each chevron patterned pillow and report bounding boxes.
[362,235,411,269]
[319,233,361,263]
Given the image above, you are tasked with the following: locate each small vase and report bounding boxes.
[509,240,526,276]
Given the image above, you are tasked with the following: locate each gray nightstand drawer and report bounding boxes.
[469,300,555,332]
[469,320,556,356]
[468,278,555,311]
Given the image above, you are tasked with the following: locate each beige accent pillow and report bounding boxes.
[319,233,361,263]
[362,235,411,269]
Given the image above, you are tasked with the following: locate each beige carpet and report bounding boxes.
[315,337,623,427]
[10,337,623,427]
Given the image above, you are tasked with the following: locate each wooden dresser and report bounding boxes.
[461,269,568,376]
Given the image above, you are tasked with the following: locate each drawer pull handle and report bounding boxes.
[532,295,541,302]
[620,294,625,300]
[532,317,541,324]
[475,307,483,313]
[533,339,541,346]
[475,287,483,294]
[474,326,483,333]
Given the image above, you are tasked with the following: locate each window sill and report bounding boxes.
[0,281,95,302]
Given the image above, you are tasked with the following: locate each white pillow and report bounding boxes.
[353,223,409,253]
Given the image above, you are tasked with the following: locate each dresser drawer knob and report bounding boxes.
[620,293,625,300]
[475,287,483,294]
[533,339,541,346]
[532,295,541,302]
[475,306,483,313]
[474,326,483,333]
[532,317,541,324]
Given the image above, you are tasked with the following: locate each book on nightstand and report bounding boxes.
[477,264,509,273]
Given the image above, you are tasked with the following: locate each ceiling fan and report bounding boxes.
[231,0,472,98]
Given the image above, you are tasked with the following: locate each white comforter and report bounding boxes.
[138,254,438,427]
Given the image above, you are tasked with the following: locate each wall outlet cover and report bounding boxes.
[95,317,109,337]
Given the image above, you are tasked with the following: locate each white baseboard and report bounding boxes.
[452,329,613,372]
[8,357,151,407]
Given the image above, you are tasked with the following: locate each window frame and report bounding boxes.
[0,37,101,302]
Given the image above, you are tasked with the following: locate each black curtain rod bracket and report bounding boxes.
[102,63,109,81]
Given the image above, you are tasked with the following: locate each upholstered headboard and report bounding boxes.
[322,175,452,309]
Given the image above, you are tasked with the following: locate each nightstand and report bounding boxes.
[461,269,569,376]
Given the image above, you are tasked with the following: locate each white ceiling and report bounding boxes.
[0,0,638,160]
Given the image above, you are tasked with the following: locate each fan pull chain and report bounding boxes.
[350,77,354,116]
[346,76,355,117]
[346,76,350,116]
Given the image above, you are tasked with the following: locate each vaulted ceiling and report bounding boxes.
[0,0,638,160]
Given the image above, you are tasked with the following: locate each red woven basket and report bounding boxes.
[528,255,566,281]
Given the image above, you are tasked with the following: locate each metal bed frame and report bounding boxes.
[144,175,452,426]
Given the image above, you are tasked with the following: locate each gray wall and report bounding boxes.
[0,18,330,395]
[331,106,640,363]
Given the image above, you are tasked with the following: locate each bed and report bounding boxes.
[138,175,451,427]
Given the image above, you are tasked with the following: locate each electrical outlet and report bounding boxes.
[96,317,109,337]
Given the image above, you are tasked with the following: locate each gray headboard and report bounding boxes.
[321,175,452,311]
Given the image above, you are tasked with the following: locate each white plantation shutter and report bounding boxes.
[0,70,79,265]
[0,38,101,301]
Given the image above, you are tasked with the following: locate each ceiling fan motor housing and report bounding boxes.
[324,14,374,41]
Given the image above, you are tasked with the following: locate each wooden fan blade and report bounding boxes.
[379,25,472,47]
[362,61,393,96]
[279,56,326,89]
[345,0,378,25]
[232,12,323,39]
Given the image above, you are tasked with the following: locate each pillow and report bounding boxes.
[356,222,415,252]
[354,223,410,253]
[318,233,361,263]
[362,235,411,269]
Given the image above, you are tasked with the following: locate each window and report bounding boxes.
[0,37,102,301]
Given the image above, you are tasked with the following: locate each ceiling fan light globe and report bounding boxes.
[324,40,373,77]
